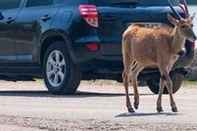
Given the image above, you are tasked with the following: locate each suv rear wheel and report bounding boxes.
[43,41,81,95]
[147,72,184,94]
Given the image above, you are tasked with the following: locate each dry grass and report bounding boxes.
[183,80,197,88]
[81,80,122,86]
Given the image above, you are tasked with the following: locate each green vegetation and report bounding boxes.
[183,80,197,88]
[35,79,43,84]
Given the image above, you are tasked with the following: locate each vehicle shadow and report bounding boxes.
[115,112,178,117]
[0,90,153,98]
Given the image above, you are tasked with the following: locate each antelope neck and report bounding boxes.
[171,26,186,54]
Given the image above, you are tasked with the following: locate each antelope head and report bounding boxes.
[168,13,197,42]
[168,0,197,42]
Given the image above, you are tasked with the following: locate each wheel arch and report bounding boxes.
[40,30,75,66]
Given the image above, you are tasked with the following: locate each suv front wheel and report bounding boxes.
[43,41,81,95]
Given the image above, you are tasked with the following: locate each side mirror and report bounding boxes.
[0,12,4,20]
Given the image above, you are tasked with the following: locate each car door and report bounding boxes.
[14,0,58,63]
[0,0,22,63]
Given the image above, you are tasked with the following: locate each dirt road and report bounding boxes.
[0,80,197,130]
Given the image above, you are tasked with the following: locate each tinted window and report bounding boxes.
[0,0,21,10]
[137,0,179,6]
[54,0,88,5]
[91,0,178,6]
[26,0,53,7]
[91,0,138,4]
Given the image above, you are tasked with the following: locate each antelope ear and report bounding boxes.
[190,13,196,21]
[167,14,179,25]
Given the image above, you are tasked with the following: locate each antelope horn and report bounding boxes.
[180,0,189,17]
[168,0,182,20]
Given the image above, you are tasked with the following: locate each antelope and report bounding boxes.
[122,1,196,113]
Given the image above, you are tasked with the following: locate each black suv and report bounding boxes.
[0,0,194,94]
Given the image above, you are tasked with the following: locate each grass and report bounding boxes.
[182,80,197,88]
[35,78,43,84]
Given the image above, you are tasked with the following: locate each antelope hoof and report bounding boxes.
[128,107,135,113]
[157,107,164,113]
[134,101,139,110]
[172,106,178,112]
[134,96,139,109]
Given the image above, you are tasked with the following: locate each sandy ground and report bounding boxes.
[0,80,197,130]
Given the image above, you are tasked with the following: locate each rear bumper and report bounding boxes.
[72,43,122,63]
[74,40,194,69]
[71,38,194,81]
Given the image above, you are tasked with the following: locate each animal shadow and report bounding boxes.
[115,112,178,118]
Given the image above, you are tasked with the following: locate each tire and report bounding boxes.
[147,72,184,94]
[43,41,81,95]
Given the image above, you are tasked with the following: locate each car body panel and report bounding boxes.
[0,0,194,81]
[0,0,24,63]
[13,2,59,63]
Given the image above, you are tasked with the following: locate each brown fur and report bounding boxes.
[122,15,196,113]
[123,24,173,67]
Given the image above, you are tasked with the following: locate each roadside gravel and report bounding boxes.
[0,115,197,131]
[0,80,197,131]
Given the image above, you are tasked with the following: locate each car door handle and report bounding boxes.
[41,15,51,21]
[6,17,15,24]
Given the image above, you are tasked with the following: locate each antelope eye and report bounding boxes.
[181,25,187,28]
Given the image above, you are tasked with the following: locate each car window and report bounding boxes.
[0,0,21,10]
[90,0,138,5]
[54,0,88,5]
[26,0,53,7]
[137,0,179,6]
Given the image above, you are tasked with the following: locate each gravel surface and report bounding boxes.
[0,115,197,131]
[0,80,197,131]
